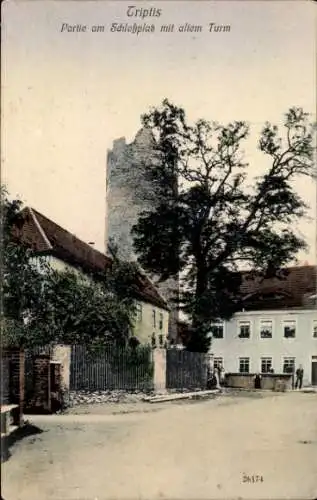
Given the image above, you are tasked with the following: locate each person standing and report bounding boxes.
[254,373,262,389]
[219,365,226,387]
[209,370,218,389]
[215,363,223,388]
[295,365,304,389]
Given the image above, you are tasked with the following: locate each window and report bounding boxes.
[283,320,296,338]
[159,312,163,331]
[239,357,250,373]
[313,320,317,338]
[158,334,164,347]
[260,320,273,339]
[283,357,295,374]
[136,303,142,322]
[261,357,272,373]
[238,321,251,338]
[152,309,156,328]
[210,323,224,339]
[214,357,223,370]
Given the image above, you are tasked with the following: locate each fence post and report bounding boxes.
[52,345,71,406]
[153,348,167,394]
[19,350,25,426]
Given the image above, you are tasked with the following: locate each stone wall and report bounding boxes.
[225,373,293,391]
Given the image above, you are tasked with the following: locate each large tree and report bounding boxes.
[132,100,315,352]
[1,189,139,348]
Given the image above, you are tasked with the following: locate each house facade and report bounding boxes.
[210,266,317,386]
[133,300,169,347]
[15,207,170,346]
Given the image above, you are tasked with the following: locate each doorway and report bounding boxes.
[312,356,317,386]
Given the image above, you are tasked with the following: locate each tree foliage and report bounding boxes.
[1,189,139,348]
[1,189,51,346]
[132,100,315,352]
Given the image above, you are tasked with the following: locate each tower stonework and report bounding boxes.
[106,127,179,341]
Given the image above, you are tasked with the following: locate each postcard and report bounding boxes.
[1,1,316,499]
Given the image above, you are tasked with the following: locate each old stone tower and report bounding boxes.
[106,127,179,341]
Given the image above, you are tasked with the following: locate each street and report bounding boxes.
[2,391,317,500]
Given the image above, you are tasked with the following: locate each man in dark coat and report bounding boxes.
[295,365,304,389]
[254,373,262,389]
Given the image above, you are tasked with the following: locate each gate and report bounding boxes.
[166,349,208,390]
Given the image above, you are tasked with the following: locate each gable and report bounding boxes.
[12,207,52,253]
[14,207,169,311]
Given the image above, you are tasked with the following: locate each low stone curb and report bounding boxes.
[142,389,221,403]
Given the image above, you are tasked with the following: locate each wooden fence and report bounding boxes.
[166,349,208,390]
[70,345,154,391]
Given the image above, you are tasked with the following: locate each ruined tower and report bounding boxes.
[106,127,179,341]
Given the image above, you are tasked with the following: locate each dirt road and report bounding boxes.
[2,391,317,500]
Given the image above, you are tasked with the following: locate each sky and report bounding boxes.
[2,0,316,263]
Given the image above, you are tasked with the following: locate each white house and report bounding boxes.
[210,266,317,387]
[15,207,170,346]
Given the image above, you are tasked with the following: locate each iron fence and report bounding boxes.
[166,348,208,390]
[70,345,154,391]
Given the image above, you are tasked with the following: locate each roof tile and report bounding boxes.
[15,207,169,311]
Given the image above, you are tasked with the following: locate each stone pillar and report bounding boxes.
[32,355,51,412]
[153,348,167,394]
[52,345,71,405]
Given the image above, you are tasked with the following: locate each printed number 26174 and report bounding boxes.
[242,474,264,483]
